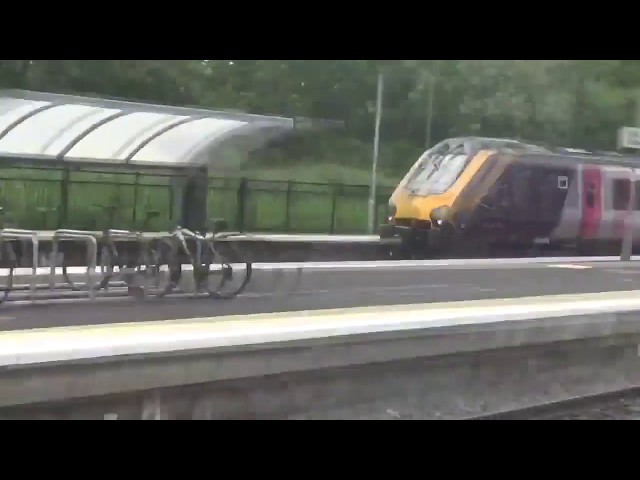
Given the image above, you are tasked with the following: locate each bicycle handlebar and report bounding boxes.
[171,226,206,240]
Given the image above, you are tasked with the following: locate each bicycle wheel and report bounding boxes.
[139,239,182,298]
[197,240,253,299]
[118,245,155,299]
[0,241,17,304]
[61,262,82,291]
[100,241,149,292]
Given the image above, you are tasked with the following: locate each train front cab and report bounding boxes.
[380,135,590,258]
[380,149,498,258]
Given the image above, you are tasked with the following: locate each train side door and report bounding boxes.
[510,163,573,239]
[579,167,602,239]
[533,167,574,239]
[609,173,636,240]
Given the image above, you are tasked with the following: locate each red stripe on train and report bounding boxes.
[580,167,602,238]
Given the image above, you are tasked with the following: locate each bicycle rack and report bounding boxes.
[185,231,206,265]
[50,230,98,300]
[100,229,153,293]
[0,227,254,305]
[0,228,39,299]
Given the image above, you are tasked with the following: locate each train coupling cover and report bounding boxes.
[378,224,406,245]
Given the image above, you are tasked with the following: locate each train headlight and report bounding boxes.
[430,206,451,226]
[388,202,397,222]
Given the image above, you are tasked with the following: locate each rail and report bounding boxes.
[466,387,640,420]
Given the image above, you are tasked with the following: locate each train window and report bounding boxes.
[407,159,440,188]
[613,179,632,211]
[422,154,469,194]
[405,149,446,188]
[406,150,468,194]
[558,176,569,190]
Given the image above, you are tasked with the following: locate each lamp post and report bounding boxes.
[424,61,440,149]
[367,71,384,234]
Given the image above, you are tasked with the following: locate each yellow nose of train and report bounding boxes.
[379,146,501,258]
[392,190,423,220]
[389,149,496,225]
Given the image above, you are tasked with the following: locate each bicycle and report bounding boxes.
[61,204,161,294]
[140,218,253,299]
[207,227,254,299]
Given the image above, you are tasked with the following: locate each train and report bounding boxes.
[379,136,640,259]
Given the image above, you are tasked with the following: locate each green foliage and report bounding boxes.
[1,60,639,179]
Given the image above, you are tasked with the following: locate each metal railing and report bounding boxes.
[0,164,395,235]
[0,228,39,298]
[50,230,98,300]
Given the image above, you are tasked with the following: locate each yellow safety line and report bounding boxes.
[0,290,638,347]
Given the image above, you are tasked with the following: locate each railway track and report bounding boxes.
[467,387,640,420]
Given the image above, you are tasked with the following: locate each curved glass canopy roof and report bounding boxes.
[0,90,295,168]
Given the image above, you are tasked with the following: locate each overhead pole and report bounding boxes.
[367,71,384,234]
[425,61,440,149]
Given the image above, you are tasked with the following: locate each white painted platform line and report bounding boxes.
[0,257,640,276]
[547,264,593,270]
[253,256,640,270]
[1,255,638,277]
[1,290,640,367]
